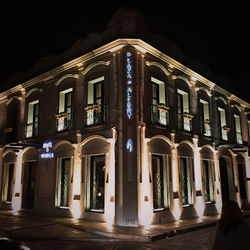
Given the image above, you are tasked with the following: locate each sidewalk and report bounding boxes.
[0,209,249,242]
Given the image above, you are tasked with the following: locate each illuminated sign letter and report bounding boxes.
[41,141,54,159]
[126,51,133,119]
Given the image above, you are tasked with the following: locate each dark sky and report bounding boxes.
[1,1,249,102]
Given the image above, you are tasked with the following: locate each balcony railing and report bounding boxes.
[178,113,192,131]
[25,121,39,138]
[56,112,73,132]
[201,120,212,137]
[151,104,169,126]
[85,104,105,126]
[236,132,243,144]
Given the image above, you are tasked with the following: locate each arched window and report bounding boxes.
[175,79,192,132]
[198,90,211,137]
[232,105,242,144]
[216,97,229,141]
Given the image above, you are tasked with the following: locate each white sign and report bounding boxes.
[41,141,54,159]
[126,51,133,119]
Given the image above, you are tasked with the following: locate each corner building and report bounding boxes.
[0,11,250,227]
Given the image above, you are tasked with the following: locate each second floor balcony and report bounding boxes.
[85,104,105,126]
[25,122,39,138]
[56,112,73,132]
[151,104,169,126]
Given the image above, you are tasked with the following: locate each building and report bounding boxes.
[0,8,250,227]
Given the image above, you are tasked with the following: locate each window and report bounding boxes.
[152,155,168,211]
[200,99,211,136]
[234,114,242,144]
[179,157,193,206]
[26,100,39,138]
[151,77,168,126]
[56,158,71,208]
[177,89,191,131]
[218,107,228,140]
[2,163,14,203]
[87,155,105,213]
[248,121,250,138]
[86,77,105,126]
[56,88,73,131]
[202,160,214,203]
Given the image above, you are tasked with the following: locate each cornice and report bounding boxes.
[0,38,249,109]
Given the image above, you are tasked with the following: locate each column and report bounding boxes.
[71,142,82,219]
[171,133,181,219]
[12,151,23,213]
[214,151,222,213]
[192,137,205,217]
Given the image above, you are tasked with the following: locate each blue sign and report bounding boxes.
[41,141,54,159]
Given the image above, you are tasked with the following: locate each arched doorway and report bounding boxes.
[219,157,233,202]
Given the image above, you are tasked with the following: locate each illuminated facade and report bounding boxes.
[0,12,250,227]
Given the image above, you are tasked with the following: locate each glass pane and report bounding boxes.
[152,155,164,210]
[90,155,105,212]
[180,158,193,206]
[58,158,71,207]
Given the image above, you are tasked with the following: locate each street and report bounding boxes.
[0,213,249,250]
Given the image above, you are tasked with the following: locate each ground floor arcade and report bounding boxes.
[0,129,249,227]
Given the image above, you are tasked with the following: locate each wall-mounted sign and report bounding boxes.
[126,139,133,152]
[126,51,133,119]
[41,141,54,159]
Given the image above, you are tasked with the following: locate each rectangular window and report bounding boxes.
[234,114,242,144]
[2,163,14,203]
[180,157,193,206]
[86,77,105,126]
[218,108,228,140]
[177,89,191,131]
[202,160,214,203]
[56,158,71,208]
[151,77,168,126]
[57,88,73,131]
[152,155,167,211]
[26,100,39,138]
[200,99,211,136]
[87,155,105,213]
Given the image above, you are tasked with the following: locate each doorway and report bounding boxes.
[22,162,36,209]
[219,158,230,202]
[238,163,247,200]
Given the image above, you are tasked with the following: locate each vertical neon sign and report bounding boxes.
[126,51,133,119]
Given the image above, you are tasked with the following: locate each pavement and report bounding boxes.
[0,209,250,243]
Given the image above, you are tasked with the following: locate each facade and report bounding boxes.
[0,26,250,227]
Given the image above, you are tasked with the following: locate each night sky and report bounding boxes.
[0,1,249,102]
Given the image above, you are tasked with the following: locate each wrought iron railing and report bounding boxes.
[85,104,105,126]
[56,112,73,132]
[236,132,243,144]
[25,121,39,138]
[151,104,168,126]
[201,120,212,137]
[178,113,192,131]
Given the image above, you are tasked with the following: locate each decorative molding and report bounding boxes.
[196,87,212,97]
[172,75,193,87]
[55,74,79,86]
[26,88,43,98]
[145,61,171,76]
[215,96,228,105]
[6,96,22,105]
[81,61,110,75]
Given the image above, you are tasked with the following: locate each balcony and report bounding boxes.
[151,104,169,126]
[85,104,105,126]
[201,120,212,137]
[236,132,243,144]
[178,113,193,131]
[56,112,73,132]
[25,122,39,138]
